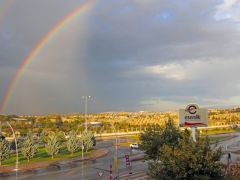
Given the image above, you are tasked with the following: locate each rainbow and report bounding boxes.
[0,0,95,114]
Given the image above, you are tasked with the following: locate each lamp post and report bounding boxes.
[81,140,84,180]
[5,121,19,180]
[82,96,92,132]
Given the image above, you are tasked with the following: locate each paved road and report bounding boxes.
[4,139,147,180]
[215,133,240,151]
[211,133,240,164]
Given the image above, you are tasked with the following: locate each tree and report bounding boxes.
[0,139,10,165]
[43,131,64,159]
[56,116,63,129]
[28,117,36,131]
[81,131,94,152]
[148,133,223,179]
[140,121,224,179]
[0,115,9,135]
[140,119,181,160]
[66,130,79,155]
[21,133,38,162]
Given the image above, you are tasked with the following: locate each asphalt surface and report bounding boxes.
[4,139,147,180]
[214,133,240,164]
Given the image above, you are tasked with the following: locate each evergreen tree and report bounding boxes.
[140,119,181,160]
[140,121,224,179]
[148,133,223,179]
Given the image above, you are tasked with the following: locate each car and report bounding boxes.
[130,143,139,149]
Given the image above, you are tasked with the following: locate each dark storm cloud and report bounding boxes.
[83,0,240,110]
[86,0,239,66]
[0,0,240,114]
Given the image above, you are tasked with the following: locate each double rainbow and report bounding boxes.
[0,0,95,114]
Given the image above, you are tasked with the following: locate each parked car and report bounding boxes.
[130,143,139,149]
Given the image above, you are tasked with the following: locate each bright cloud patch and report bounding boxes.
[139,58,240,82]
[214,0,240,21]
[143,63,186,80]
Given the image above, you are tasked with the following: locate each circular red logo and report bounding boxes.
[186,105,197,114]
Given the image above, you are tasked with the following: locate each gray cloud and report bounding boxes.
[0,0,240,114]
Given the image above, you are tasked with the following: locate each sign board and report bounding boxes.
[179,104,208,127]
[125,154,131,168]
[97,171,104,177]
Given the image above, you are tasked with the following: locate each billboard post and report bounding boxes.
[191,127,196,142]
[179,104,208,142]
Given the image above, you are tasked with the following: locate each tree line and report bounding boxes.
[0,130,94,165]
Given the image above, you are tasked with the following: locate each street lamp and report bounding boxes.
[2,121,19,180]
[82,96,92,131]
[81,140,84,180]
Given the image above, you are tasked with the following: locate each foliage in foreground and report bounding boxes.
[140,120,224,180]
[140,120,181,160]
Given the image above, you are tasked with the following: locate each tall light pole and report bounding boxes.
[81,138,84,180]
[4,121,19,180]
[82,96,92,132]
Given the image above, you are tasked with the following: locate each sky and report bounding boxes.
[0,0,240,115]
